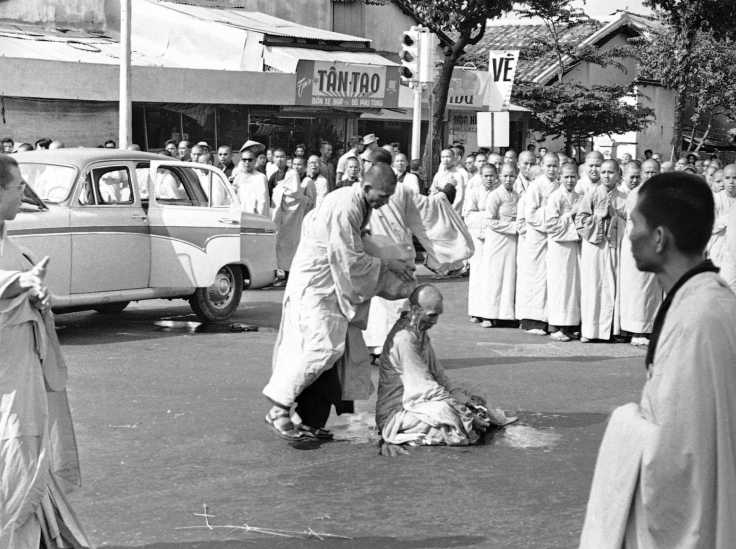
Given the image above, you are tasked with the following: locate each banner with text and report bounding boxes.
[295,61,400,109]
[486,50,520,112]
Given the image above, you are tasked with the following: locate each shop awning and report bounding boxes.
[263,46,398,74]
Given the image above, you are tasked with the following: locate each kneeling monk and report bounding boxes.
[376,285,514,446]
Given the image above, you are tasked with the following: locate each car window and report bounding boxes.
[135,163,150,200]
[154,167,206,206]
[18,163,77,203]
[201,171,233,208]
[81,167,133,206]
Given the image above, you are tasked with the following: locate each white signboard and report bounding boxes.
[486,50,520,112]
[477,111,510,148]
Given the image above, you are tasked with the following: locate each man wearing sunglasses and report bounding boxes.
[233,148,269,217]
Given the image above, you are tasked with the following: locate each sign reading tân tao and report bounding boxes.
[295,61,400,109]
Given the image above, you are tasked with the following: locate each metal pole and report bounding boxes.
[119,0,132,148]
[411,84,421,160]
[427,89,434,175]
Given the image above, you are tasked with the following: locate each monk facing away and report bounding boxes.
[580,172,736,548]
[375,284,516,450]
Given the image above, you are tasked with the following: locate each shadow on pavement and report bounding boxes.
[442,356,614,369]
[106,535,487,548]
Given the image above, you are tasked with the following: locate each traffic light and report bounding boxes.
[400,26,421,83]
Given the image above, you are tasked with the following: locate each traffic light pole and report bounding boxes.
[411,84,422,161]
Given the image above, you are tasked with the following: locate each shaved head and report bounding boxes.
[585,151,605,163]
[410,284,443,309]
[49,140,65,149]
[519,151,536,164]
[641,159,660,183]
[542,152,559,164]
[660,161,674,173]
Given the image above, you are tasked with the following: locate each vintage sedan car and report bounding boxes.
[8,149,277,322]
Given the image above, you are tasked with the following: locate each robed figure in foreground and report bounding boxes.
[263,164,415,441]
[0,154,94,549]
[580,173,736,548]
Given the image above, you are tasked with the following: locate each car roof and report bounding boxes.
[14,148,168,165]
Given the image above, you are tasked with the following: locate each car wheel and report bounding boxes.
[94,301,130,314]
[189,265,243,323]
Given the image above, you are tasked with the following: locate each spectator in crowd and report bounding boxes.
[306,155,329,208]
[391,142,401,156]
[2,138,13,153]
[360,134,379,173]
[104,139,116,149]
[504,149,518,164]
[35,138,52,150]
[393,153,421,196]
[318,141,335,192]
[293,143,306,158]
[178,141,192,162]
[255,151,268,175]
[337,157,362,189]
[234,148,269,217]
[409,159,426,195]
[190,144,207,164]
[336,135,364,182]
[267,147,289,200]
[164,139,178,157]
[217,145,235,178]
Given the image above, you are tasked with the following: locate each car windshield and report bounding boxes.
[18,162,78,203]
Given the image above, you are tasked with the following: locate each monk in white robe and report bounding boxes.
[0,157,93,549]
[575,151,603,196]
[545,163,581,341]
[376,285,512,447]
[305,155,330,209]
[619,160,662,345]
[483,164,520,324]
[430,149,466,215]
[716,165,736,293]
[271,162,316,276]
[263,165,415,441]
[464,164,497,324]
[576,159,628,341]
[465,153,486,190]
[362,184,474,354]
[234,149,270,217]
[580,173,736,548]
[518,152,560,334]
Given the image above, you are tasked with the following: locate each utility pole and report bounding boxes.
[119,0,132,149]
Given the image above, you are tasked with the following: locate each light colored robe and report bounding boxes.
[519,175,560,321]
[311,174,330,210]
[235,170,270,217]
[545,186,581,326]
[430,166,466,215]
[514,183,529,320]
[708,190,731,265]
[264,186,387,407]
[485,186,519,320]
[375,314,478,446]
[271,170,316,271]
[575,184,628,340]
[580,271,736,548]
[716,192,736,293]
[574,173,596,196]
[362,185,474,349]
[463,184,493,318]
[619,186,662,334]
[0,226,93,549]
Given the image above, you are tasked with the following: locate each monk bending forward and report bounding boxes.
[375,285,514,446]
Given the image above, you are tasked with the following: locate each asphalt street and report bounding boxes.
[56,267,646,549]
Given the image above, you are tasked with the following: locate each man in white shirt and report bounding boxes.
[336,136,364,182]
[234,149,270,217]
[393,153,421,195]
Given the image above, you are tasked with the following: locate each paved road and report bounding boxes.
[57,270,646,548]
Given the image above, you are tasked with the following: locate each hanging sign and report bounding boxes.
[486,50,520,112]
[295,61,400,109]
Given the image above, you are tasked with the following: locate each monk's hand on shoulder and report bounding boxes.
[19,257,51,312]
[384,259,415,283]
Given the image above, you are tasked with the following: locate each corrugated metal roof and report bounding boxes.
[150,0,371,43]
[264,46,397,73]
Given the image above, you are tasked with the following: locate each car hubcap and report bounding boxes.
[208,268,234,309]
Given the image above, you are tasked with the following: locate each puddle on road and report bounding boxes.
[153,320,277,334]
[480,424,562,449]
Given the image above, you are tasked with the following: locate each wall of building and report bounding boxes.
[562,33,638,87]
[363,3,417,61]
[0,0,105,30]
[635,83,676,159]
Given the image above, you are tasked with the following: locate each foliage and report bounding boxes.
[397,0,514,173]
[508,0,652,156]
[633,24,736,151]
[514,82,654,144]
[642,0,736,155]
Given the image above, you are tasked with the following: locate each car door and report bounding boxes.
[146,161,240,288]
[69,162,151,293]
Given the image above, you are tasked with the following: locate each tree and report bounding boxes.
[643,0,736,157]
[635,24,736,153]
[396,0,514,174]
[495,0,653,158]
